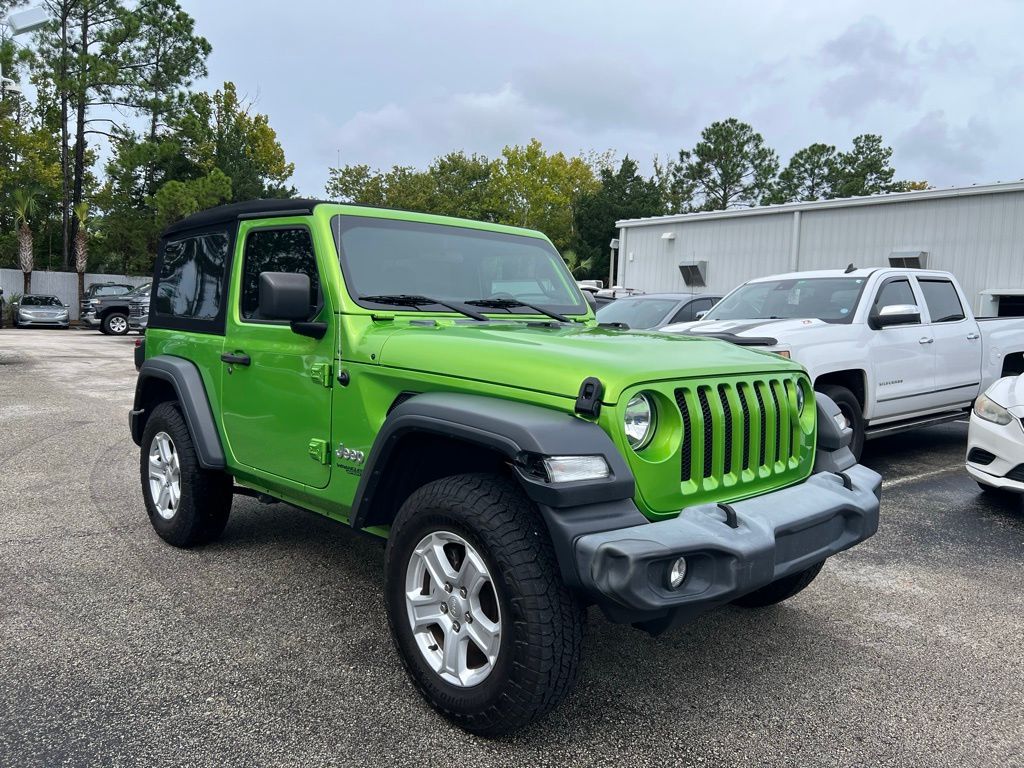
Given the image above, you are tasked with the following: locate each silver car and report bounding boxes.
[594,292,721,330]
[12,294,71,329]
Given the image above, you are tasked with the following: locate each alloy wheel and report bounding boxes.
[148,431,181,520]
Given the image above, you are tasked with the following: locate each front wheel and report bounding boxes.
[140,401,233,547]
[102,312,129,335]
[818,384,864,461]
[732,561,825,608]
[384,473,584,736]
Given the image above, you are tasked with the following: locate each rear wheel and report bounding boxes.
[819,384,864,460]
[140,402,232,547]
[384,473,584,736]
[102,312,129,335]
[733,561,825,608]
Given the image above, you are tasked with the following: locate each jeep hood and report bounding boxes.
[373,321,801,403]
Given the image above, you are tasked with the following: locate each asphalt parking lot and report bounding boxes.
[1,328,1022,767]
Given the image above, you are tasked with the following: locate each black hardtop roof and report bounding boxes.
[162,198,328,237]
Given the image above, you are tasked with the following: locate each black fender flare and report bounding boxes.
[350,392,635,529]
[129,355,226,469]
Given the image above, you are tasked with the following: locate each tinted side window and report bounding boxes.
[919,279,965,323]
[689,297,715,318]
[153,232,229,321]
[669,302,694,324]
[873,279,916,316]
[241,228,319,321]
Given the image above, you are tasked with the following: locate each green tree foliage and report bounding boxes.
[152,167,231,227]
[572,156,663,279]
[673,118,779,210]
[772,143,837,203]
[829,134,898,198]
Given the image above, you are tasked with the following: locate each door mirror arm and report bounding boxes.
[290,320,328,340]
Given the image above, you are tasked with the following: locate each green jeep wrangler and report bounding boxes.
[130,199,881,735]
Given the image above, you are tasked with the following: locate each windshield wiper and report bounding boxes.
[465,298,573,323]
[359,294,489,322]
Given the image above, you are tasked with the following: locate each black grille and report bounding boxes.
[698,388,713,478]
[967,448,995,466]
[676,390,693,482]
[718,384,733,476]
[1005,464,1024,482]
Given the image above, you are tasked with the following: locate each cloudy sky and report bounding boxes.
[178,0,1024,197]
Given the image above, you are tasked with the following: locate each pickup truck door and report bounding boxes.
[868,276,937,420]
[914,276,981,407]
[220,221,334,489]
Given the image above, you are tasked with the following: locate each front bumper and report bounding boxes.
[81,309,100,327]
[17,314,70,327]
[965,412,1024,492]
[571,464,881,626]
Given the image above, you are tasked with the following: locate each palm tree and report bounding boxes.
[74,202,89,305]
[13,188,39,294]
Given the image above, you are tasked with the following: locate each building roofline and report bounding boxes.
[615,179,1024,229]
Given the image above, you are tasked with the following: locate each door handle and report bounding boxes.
[966,332,980,340]
[918,337,934,344]
[220,352,251,366]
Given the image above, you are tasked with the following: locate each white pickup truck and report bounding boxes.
[662,268,1024,457]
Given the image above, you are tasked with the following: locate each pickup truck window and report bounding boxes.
[240,227,320,321]
[705,277,865,324]
[872,279,917,319]
[332,215,585,315]
[918,279,966,323]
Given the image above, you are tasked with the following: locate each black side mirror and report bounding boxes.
[259,272,310,321]
[871,303,921,329]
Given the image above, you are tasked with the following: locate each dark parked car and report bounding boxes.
[80,282,135,333]
[83,282,149,335]
[595,292,721,330]
[128,283,152,333]
[12,294,70,329]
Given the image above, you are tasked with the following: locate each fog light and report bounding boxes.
[542,455,610,483]
[667,557,687,589]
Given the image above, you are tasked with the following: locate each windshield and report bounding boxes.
[332,215,586,315]
[128,283,152,298]
[21,295,62,306]
[596,297,678,329]
[705,277,866,324]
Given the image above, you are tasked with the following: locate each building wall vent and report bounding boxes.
[888,251,928,269]
[678,261,708,287]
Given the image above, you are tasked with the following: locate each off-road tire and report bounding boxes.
[732,560,825,608]
[384,472,584,736]
[140,401,232,547]
[819,384,864,460]
[102,312,129,335]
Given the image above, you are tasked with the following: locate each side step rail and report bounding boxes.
[865,408,970,440]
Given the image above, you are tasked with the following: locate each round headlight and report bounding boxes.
[796,386,806,414]
[624,393,655,450]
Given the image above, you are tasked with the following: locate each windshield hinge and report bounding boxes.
[310,362,332,388]
[307,438,330,465]
[575,377,604,417]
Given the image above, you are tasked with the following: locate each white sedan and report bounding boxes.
[966,376,1024,494]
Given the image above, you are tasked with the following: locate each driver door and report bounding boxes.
[868,277,936,420]
[220,220,335,489]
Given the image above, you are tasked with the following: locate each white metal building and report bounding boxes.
[615,180,1024,315]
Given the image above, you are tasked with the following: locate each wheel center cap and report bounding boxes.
[448,596,463,619]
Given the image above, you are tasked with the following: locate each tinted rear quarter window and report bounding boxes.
[151,229,230,332]
[918,279,965,323]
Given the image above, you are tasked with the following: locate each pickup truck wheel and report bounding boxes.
[140,402,232,548]
[384,472,584,736]
[819,384,864,460]
[732,560,825,608]
[102,312,129,335]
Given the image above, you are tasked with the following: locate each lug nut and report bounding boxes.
[444,583,452,593]
[440,603,448,613]
[459,587,467,598]
[452,621,461,632]
[464,612,473,624]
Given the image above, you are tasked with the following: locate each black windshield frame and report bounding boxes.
[331,214,587,316]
